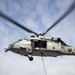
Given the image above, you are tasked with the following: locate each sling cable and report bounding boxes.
[41,56,47,75]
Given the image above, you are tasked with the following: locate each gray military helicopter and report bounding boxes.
[0,2,75,61]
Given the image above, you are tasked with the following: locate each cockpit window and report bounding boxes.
[18,39,22,41]
[15,39,22,43]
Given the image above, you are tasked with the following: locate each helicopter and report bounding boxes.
[0,2,75,61]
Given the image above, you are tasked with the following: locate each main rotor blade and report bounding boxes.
[43,2,75,35]
[0,11,38,36]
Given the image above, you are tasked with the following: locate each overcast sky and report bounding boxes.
[0,0,75,75]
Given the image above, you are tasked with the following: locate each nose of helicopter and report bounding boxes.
[9,44,14,48]
[4,44,14,52]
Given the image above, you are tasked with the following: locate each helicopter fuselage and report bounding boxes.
[1,2,75,61]
[5,36,75,57]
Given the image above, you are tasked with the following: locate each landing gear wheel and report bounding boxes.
[29,57,33,61]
